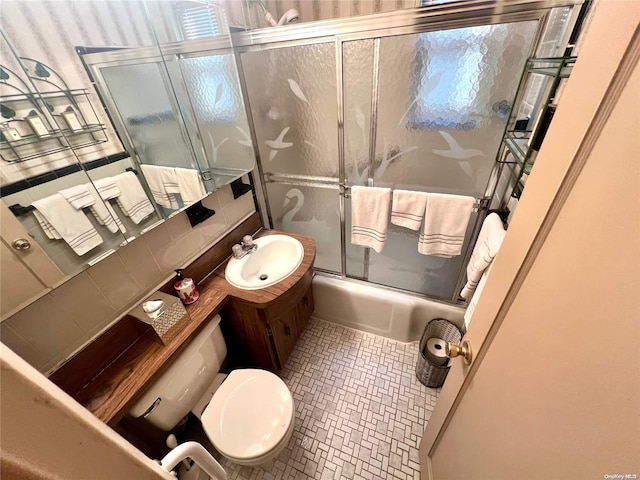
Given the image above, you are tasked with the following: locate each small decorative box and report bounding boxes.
[129,291,191,345]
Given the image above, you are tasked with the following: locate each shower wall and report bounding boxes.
[236,5,575,302]
[239,22,537,301]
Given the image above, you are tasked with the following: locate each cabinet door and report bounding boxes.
[269,310,299,370]
[222,300,279,371]
[268,285,314,368]
[294,285,314,335]
[0,203,65,319]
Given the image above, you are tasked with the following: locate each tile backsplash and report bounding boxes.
[0,183,256,374]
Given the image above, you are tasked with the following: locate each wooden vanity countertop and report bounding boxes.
[72,229,315,425]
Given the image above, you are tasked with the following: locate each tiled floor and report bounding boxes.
[203,318,439,480]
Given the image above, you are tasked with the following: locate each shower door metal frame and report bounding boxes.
[233,0,585,303]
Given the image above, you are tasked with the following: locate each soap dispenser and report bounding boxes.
[173,269,200,305]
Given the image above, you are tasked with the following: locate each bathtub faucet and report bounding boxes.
[232,235,258,259]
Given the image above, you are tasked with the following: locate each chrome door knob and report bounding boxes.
[11,238,31,251]
[446,340,473,365]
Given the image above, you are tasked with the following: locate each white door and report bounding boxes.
[1,347,175,480]
[420,3,640,478]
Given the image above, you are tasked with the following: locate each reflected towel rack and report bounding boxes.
[8,167,136,217]
[8,203,35,217]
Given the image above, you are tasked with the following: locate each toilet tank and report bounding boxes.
[129,314,227,431]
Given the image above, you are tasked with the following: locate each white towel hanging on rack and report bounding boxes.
[418,193,475,258]
[350,186,391,253]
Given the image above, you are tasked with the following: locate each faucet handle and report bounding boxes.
[232,244,243,258]
[242,235,254,247]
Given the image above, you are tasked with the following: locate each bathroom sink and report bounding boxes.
[225,234,304,290]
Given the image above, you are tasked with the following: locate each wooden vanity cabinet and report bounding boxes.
[222,269,314,372]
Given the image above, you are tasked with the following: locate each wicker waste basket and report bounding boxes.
[415,318,462,388]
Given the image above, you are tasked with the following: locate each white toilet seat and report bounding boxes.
[201,369,294,464]
[219,408,294,466]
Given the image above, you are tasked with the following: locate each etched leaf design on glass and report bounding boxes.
[235,126,253,147]
[207,132,228,163]
[213,84,223,105]
[265,126,293,161]
[287,79,309,103]
[355,105,365,135]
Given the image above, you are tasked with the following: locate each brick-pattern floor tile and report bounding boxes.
[212,318,439,479]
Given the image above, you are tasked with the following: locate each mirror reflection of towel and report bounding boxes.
[58,184,126,234]
[93,177,120,200]
[112,172,155,224]
[85,184,127,234]
[32,193,103,256]
[140,165,179,209]
[174,168,206,206]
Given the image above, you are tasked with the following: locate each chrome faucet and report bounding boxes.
[232,235,258,259]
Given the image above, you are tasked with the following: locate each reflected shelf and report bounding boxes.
[1,124,107,163]
[0,88,96,103]
[0,130,66,149]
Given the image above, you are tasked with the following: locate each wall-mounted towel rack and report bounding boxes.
[263,172,486,211]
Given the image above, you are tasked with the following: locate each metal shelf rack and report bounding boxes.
[497,56,576,203]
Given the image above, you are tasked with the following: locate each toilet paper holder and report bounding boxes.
[446,340,473,365]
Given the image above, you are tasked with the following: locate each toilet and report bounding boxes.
[129,315,294,466]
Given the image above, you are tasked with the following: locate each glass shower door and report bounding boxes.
[343,21,539,299]
[240,42,342,272]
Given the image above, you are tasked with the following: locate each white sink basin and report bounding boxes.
[225,234,304,290]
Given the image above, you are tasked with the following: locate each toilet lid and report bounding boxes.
[201,369,293,460]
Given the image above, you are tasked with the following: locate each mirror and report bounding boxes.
[0,0,256,280]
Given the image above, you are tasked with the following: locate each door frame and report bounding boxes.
[420,3,640,476]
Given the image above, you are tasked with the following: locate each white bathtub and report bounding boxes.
[311,275,465,343]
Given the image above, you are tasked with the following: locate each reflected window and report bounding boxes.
[410,24,513,130]
[176,1,227,40]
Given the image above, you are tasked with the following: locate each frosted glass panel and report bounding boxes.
[179,54,256,188]
[343,22,536,300]
[267,184,340,272]
[101,63,197,172]
[343,39,375,278]
[241,43,338,177]
[367,213,478,298]
[344,39,374,186]
[372,22,537,197]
